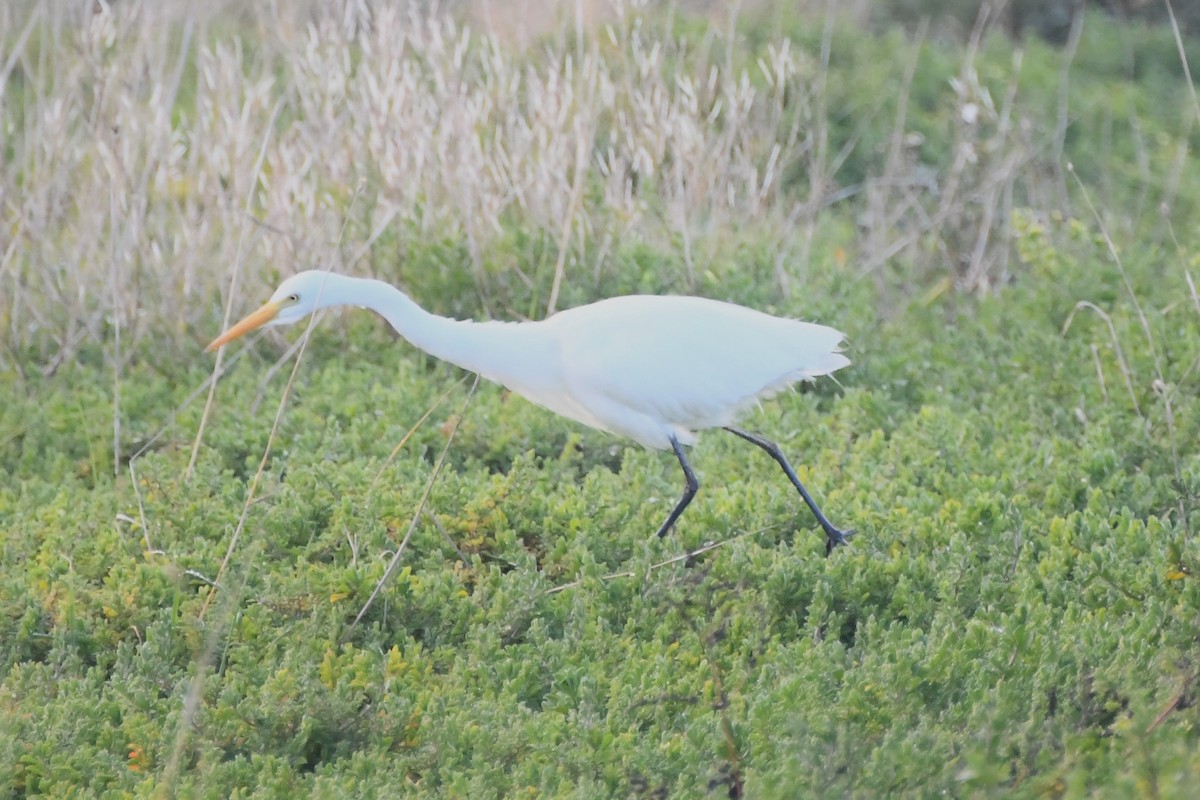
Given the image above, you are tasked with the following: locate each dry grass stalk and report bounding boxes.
[2,0,841,377]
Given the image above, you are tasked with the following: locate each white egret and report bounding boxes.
[207,270,853,550]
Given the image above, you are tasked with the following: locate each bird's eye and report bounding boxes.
[287,293,299,302]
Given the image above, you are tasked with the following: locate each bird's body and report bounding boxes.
[208,270,853,548]
[546,295,849,448]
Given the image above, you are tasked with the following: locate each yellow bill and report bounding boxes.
[205,301,282,352]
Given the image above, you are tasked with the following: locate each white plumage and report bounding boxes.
[208,270,853,549]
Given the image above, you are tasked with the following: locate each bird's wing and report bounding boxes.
[553,296,847,448]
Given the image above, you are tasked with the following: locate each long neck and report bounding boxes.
[322,275,555,391]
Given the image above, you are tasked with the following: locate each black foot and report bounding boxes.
[823,526,856,556]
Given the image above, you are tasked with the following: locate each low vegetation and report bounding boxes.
[2,1,1199,796]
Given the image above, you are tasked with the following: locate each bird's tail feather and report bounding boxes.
[803,351,851,378]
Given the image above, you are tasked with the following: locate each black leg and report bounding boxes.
[724,427,854,553]
[655,436,700,538]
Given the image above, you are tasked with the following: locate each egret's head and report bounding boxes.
[206,270,341,351]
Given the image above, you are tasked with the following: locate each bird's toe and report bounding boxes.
[823,527,856,555]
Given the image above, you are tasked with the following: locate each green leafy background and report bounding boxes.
[3,3,1200,797]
